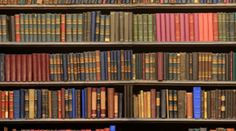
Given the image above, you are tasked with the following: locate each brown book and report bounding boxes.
[41,53,46,81]
[101,87,106,118]
[87,87,92,119]
[177,90,186,118]
[27,55,32,81]
[21,55,27,81]
[95,50,100,81]
[91,88,97,118]
[5,55,10,82]
[45,54,50,81]
[57,90,62,119]
[61,88,65,118]
[37,54,42,81]
[77,90,81,118]
[3,127,7,131]
[32,53,37,81]
[9,91,13,119]
[157,52,164,81]
[108,88,114,118]
[16,55,21,82]
[10,55,16,82]
[186,92,193,119]
[151,89,156,118]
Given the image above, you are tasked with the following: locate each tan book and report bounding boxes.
[114,92,118,118]
[36,0,43,4]
[124,12,129,42]
[119,12,124,42]
[101,87,106,118]
[48,90,52,118]
[203,91,207,119]
[29,89,35,119]
[108,88,114,119]
[91,88,97,118]
[147,91,151,118]
[133,95,138,118]
[87,87,92,119]
[143,92,147,118]
[110,12,116,42]
[186,92,193,119]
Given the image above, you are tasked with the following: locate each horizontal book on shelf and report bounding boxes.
[0,12,234,42]
[189,128,235,131]
[0,51,236,81]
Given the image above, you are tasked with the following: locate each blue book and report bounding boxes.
[72,88,76,118]
[110,125,116,131]
[13,90,20,119]
[20,89,24,118]
[110,51,114,80]
[84,88,87,118]
[117,51,121,80]
[91,12,96,42]
[100,51,105,80]
[62,54,68,81]
[74,89,78,118]
[37,89,42,119]
[82,89,85,118]
[193,86,201,119]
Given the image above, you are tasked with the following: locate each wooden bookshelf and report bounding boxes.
[1,81,236,87]
[0,4,236,10]
[0,119,236,124]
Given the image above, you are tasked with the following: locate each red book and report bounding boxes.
[45,54,50,81]
[189,13,194,41]
[32,54,37,81]
[15,15,20,42]
[165,13,170,42]
[170,13,175,42]
[5,55,11,82]
[41,54,46,81]
[160,13,166,42]
[160,0,164,3]
[27,55,32,81]
[175,13,180,41]
[10,55,16,82]
[199,13,204,41]
[194,13,199,41]
[203,13,209,41]
[157,52,163,81]
[22,55,27,82]
[60,14,66,42]
[16,55,21,82]
[155,14,161,42]
[213,13,218,41]
[5,91,8,119]
[184,13,190,42]
[9,91,13,119]
[104,128,110,131]
[37,54,42,81]
[208,13,214,41]
[180,13,185,41]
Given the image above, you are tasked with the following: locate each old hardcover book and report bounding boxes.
[108,88,114,118]
[186,92,193,118]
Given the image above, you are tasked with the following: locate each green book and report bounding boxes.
[66,14,72,42]
[72,14,77,42]
[55,14,61,42]
[51,14,56,42]
[138,14,143,41]
[77,14,83,42]
[148,14,153,42]
[133,15,138,42]
[143,14,148,42]
[46,13,52,42]
[41,14,46,42]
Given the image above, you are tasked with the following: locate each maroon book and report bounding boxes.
[156,13,161,42]
[157,52,164,81]
[45,54,50,81]
[37,54,42,81]
[41,53,46,81]
[32,53,37,81]
[27,54,32,81]
[180,13,185,42]
[5,55,11,82]
[194,13,199,41]
[170,13,176,42]
[21,55,27,82]
[165,13,170,42]
[184,13,190,42]
[10,55,16,82]
[16,55,21,82]
[61,88,65,119]
[160,13,166,42]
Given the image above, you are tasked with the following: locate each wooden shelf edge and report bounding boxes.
[1,81,236,87]
[0,4,236,10]
[0,42,235,47]
[0,119,236,123]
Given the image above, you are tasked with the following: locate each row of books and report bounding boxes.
[3,125,116,131]
[189,128,235,131]
[0,87,123,119]
[0,12,235,42]
[133,87,236,119]
[0,0,235,4]
[1,51,236,81]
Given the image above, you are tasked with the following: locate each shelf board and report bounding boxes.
[0,42,235,47]
[0,4,236,10]
[1,119,236,124]
[1,81,236,87]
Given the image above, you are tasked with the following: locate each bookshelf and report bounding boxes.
[1,2,236,131]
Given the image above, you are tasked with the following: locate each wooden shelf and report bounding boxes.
[1,81,236,87]
[0,4,236,10]
[0,119,236,124]
[0,42,235,48]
